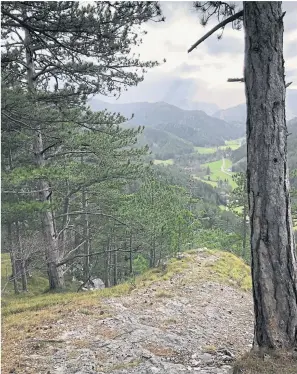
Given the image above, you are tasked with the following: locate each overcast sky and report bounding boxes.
[102,1,297,110]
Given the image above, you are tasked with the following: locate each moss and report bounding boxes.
[102,360,141,372]
[208,251,252,291]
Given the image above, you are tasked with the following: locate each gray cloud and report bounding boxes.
[164,40,186,53]
[284,40,297,59]
[98,2,297,110]
[204,34,244,56]
[175,63,201,74]
[283,2,297,32]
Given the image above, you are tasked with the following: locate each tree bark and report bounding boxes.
[24,28,64,290]
[244,1,297,350]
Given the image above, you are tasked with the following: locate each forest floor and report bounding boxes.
[2,249,296,374]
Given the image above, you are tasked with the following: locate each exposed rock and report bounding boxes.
[5,251,254,374]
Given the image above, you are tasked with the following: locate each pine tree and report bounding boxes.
[1,1,164,289]
[189,0,297,352]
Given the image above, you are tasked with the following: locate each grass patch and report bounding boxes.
[206,251,252,291]
[143,343,177,357]
[233,351,297,374]
[2,282,132,318]
[201,158,237,188]
[155,290,173,298]
[195,146,217,154]
[153,159,174,165]
[194,138,243,155]
[193,175,218,187]
[202,345,217,353]
[103,360,142,373]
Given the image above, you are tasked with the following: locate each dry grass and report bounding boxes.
[155,290,173,298]
[143,343,177,357]
[202,345,217,354]
[102,360,142,373]
[203,250,252,291]
[233,351,297,374]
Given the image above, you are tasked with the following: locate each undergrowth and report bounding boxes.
[233,351,297,374]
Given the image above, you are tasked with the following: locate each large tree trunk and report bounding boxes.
[244,2,297,350]
[24,28,64,290]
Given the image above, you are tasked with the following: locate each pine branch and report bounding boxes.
[188,10,243,53]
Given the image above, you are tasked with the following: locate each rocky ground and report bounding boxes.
[4,250,254,374]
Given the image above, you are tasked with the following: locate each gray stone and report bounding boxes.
[91,278,105,289]
[199,353,214,365]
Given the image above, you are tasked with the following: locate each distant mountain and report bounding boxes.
[89,99,245,152]
[161,78,220,116]
[138,127,194,160]
[214,89,297,124]
[213,104,246,125]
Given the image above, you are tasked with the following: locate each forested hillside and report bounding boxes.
[90,100,245,150]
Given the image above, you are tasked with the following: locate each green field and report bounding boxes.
[195,138,244,154]
[194,146,217,154]
[196,158,237,189]
[154,159,174,166]
[193,175,218,187]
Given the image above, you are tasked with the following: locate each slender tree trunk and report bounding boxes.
[24,28,63,290]
[7,222,19,294]
[244,2,297,350]
[82,186,90,282]
[113,247,118,286]
[7,149,19,294]
[242,204,247,259]
[61,178,70,255]
[129,231,133,274]
[104,238,111,287]
[15,222,27,292]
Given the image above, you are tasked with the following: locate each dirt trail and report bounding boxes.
[3,250,254,374]
[221,158,232,177]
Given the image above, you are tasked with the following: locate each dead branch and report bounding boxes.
[227,78,245,82]
[188,10,243,53]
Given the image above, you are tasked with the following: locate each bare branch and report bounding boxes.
[285,82,292,88]
[57,247,141,268]
[188,10,243,53]
[227,78,245,82]
[54,211,129,227]
[2,188,50,194]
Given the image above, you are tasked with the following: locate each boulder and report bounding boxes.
[90,278,105,290]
